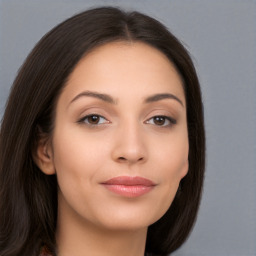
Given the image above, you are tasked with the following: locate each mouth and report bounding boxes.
[100,176,156,198]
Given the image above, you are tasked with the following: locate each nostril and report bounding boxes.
[116,155,145,164]
[118,157,144,162]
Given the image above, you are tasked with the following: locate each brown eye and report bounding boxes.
[146,115,176,127]
[153,116,166,126]
[78,114,109,125]
[87,115,100,124]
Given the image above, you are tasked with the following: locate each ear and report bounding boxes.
[180,158,189,179]
[33,137,55,175]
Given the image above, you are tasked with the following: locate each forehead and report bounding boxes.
[70,41,182,79]
[61,41,185,104]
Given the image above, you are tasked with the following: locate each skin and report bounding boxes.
[36,41,189,256]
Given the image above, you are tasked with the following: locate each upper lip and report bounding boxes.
[101,176,156,186]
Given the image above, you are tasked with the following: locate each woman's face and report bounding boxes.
[37,41,188,231]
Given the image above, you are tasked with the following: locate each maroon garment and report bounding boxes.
[40,246,53,256]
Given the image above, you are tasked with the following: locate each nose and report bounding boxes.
[111,122,147,165]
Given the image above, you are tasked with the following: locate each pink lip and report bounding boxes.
[101,176,156,198]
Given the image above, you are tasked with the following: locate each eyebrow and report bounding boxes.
[70,91,117,105]
[144,93,184,107]
[69,90,184,107]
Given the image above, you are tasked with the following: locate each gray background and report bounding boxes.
[0,0,256,255]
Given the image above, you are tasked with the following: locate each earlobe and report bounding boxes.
[181,159,189,179]
[33,138,55,175]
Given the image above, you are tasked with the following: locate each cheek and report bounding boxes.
[51,127,109,195]
[51,128,112,220]
[149,133,189,218]
[153,131,189,180]
[52,125,109,169]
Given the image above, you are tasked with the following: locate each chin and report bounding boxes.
[92,204,167,232]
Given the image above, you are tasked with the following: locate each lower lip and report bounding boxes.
[102,184,154,198]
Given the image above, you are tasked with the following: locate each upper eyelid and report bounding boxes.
[144,110,177,121]
[78,114,109,122]
[74,102,178,115]
[76,106,116,119]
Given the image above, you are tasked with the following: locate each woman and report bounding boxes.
[0,6,205,256]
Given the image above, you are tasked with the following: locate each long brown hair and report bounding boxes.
[0,7,205,256]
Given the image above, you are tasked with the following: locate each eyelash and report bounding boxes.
[77,114,176,127]
[145,116,177,127]
[77,114,109,126]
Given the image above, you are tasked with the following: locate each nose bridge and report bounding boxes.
[112,117,147,164]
